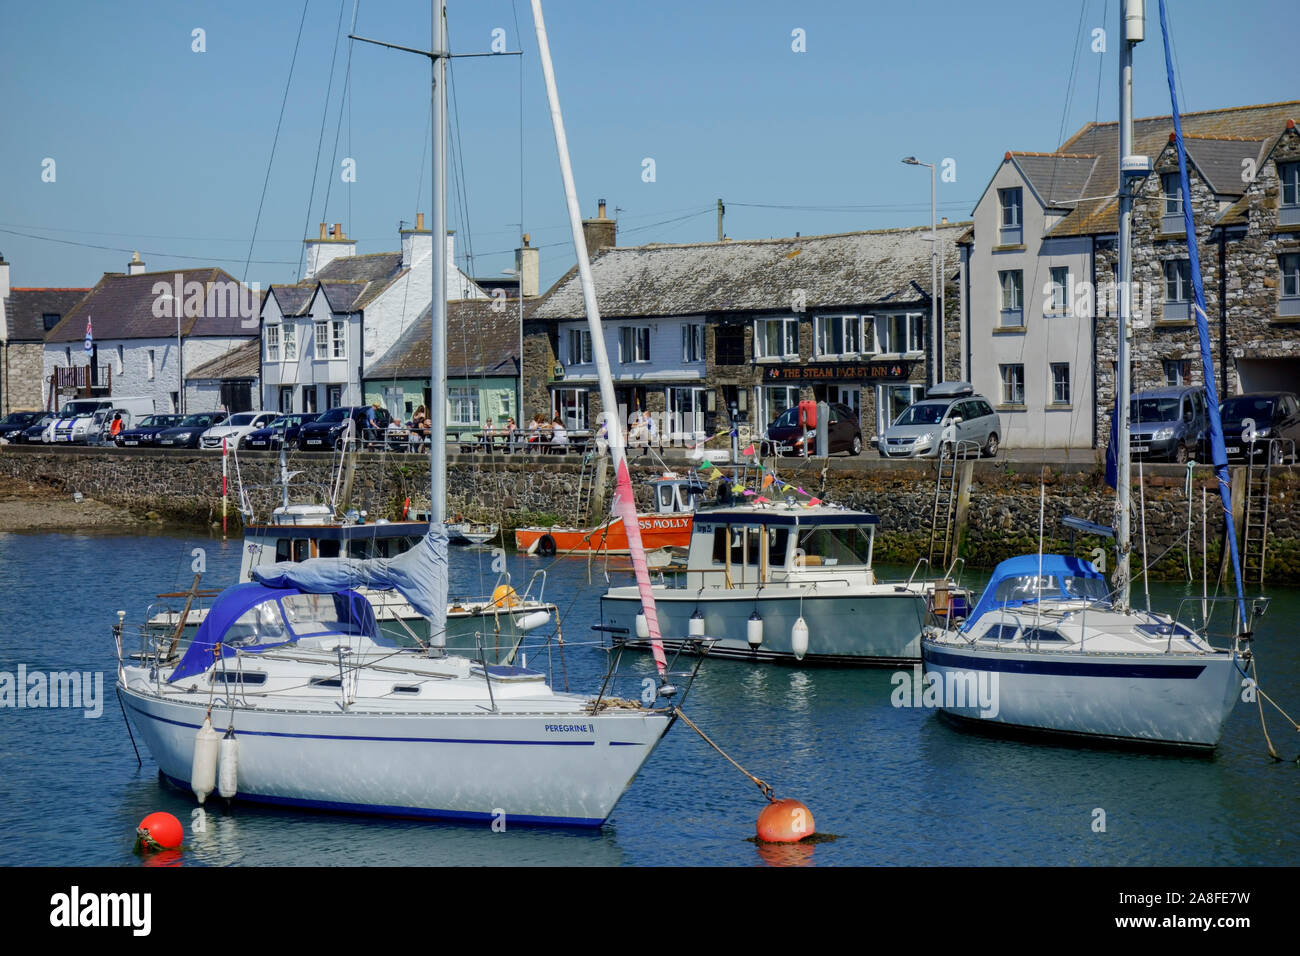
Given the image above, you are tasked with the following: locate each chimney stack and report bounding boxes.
[516,233,539,298]
[401,214,433,268]
[302,221,357,280]
[581,198,616,254]
[127,251,146,276]
[0,253,9,301]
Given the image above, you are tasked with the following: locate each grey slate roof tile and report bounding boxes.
[366,298,530,380]
[4,287,91,341]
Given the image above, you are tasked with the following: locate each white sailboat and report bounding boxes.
[115,0,691,825]
[920,0,1255,750]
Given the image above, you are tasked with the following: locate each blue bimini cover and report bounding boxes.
[250,527,448,628]
[169,583,377,682]
[963,554,1108,631]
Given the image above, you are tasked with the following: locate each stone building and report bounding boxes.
[524,222,967,446]
[967,100,1300,449]
[42,257,259,414]
[0,255,89,414]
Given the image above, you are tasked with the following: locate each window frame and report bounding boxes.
[815,314,862,359]
[282,322,297,362]
[330,318,347,360]
[265,324,281,363]
[999,363,1025,406]
[999,188,1022,228]
[681,323,704,364]
[618,325,651,364]
[1050,362,1070,405]
[752,317,799,361]
[314,319,329,360]
[448,386,479,427]
[568,327,593,365]
[1048,266,1070,315]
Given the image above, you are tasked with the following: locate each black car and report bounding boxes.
[241,413,319,451]
[764,401,863,457]
[114,414,184,448]
[155,413,227,449]
[298,406,392,451]
[17,414,57,443]
[1201,392,1300,464]
[0,411,45,443]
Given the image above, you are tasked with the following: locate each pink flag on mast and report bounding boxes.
[612,457,667,674]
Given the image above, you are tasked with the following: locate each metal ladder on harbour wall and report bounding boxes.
[573,451,607,524]
[1240,456,1272,587]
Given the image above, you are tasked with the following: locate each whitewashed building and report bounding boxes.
[259,218,484,412]
[42,257,260,414]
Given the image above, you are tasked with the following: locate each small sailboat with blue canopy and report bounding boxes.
[920,0,1260,750]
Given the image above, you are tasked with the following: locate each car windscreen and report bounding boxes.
[2,412,38,425]
[893,403,947,426]
[1130,397,1180,423]
[179,414,217,426]
[772,408,799,428]
[315,408,349,423]
[1220,396,1275,422]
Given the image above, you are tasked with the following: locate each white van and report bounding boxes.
[48,396,155,444]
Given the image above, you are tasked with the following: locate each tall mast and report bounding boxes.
[429,0,448,528]
[1115,0,1144,611]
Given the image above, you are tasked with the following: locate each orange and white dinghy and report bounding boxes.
[514,473,701,556]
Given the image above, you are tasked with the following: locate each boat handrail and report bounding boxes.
[1172,593,1269,646]
[906,557,930,588]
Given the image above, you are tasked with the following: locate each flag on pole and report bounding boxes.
[83,316,94,353]
[742,443,755,456]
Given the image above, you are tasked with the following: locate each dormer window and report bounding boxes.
[1161,173,1185,234]
[999,188,1023,245]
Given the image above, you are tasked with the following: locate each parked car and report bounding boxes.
[879,382,1000,458]
[240,413,319,451]
[0,411,45,443]
[18,414,57,444]
[764,401,862,456]
[1127,386,1208,463]
[297,405,392,451]
[156,413,228,449]
[114,414,184,448]
[1202,392,1300,464]
[199,411,279,450]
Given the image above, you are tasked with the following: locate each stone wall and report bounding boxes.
[3,445,1297,582]
[2,341,46,413]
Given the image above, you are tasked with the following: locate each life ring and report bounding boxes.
[401,497,410,520]
[538,534,557,557]
[491,584,522,609]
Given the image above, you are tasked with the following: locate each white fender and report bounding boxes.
[191,717,220,804]
[516,610,551,632]
[747,612,764,650]
[791,616,809,661]
[218,730,239,800]
[635,611,649,639]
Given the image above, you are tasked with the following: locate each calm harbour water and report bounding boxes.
[0,529,1296,867]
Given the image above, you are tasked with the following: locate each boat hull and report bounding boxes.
[602,587,929,665]
[119,685,671,826]
[920,640,1241,749]
[515,514,693,555]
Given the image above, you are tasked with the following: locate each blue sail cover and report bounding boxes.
[170,583,377,682]
[1158,0,1247,629]
[963,554,1106,631]
[251,526,449,634]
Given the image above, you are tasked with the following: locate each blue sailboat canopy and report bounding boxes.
[251,527,449,624]
[170,583,378,682]
[964,554,1109,630]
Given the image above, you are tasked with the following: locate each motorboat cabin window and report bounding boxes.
[318,539,340,558]
[275,538,312,563]
[210,670,268,685]
[794,526,872,567]
[767,528,789,566]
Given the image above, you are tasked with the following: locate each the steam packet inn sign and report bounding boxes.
[762,360,916,383]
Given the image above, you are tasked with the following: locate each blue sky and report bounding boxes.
[1,0,1296,292]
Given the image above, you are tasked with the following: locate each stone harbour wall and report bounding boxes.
[2,445,1297,583]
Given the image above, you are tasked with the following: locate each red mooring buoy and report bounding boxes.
[756,798,815,843]
[135,811,183,851]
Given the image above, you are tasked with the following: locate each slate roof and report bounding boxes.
[1010,153,1098,207]
[45,269,260,342]
[366,298,530,380]
[267,253,407,317]
[187,338,260,380]
[531,224,970,321]
[4,287,91,341]
[1041,100,1298,237]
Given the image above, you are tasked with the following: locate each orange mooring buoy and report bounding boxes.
[135,811,183,852]
[756,798,815,843]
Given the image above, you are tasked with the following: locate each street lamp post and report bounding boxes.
[902,156,942,387]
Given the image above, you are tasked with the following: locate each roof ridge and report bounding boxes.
[10,286,91,292]
[1183,133,1267,142]
[1073,100,1299,131]
[1009,151,1096,159]
[605,222,974,252]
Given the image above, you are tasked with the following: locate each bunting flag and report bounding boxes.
[796,487,807,495]
[709,468,723,481]
[782,483,794,492]
[742,489,755,496]
[742,444,755,456]
[699,459,713,471]
[761,473,774,489]
[755,496,771,504]
[808,497,822,506]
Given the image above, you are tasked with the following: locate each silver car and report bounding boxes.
[879,383,1001,459]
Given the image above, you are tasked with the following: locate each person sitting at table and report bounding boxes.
[408,406,428,449]
[526,414,541,452]
[504,417,519,451]
[550,416,568,452]
[481,417,496,449]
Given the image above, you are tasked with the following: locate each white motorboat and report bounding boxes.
[920,1,1254,750]
[448,522,499,546]
[602,500,968,665]
[115,0,694,826]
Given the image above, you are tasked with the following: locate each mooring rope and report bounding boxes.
[1248,654,1299,762]
[674,708,775,803]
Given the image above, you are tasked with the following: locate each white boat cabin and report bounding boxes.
[239,506,428,583]
[649,475,705,515]
[685,505,878,590]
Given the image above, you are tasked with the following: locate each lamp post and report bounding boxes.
[902,156,942,387]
